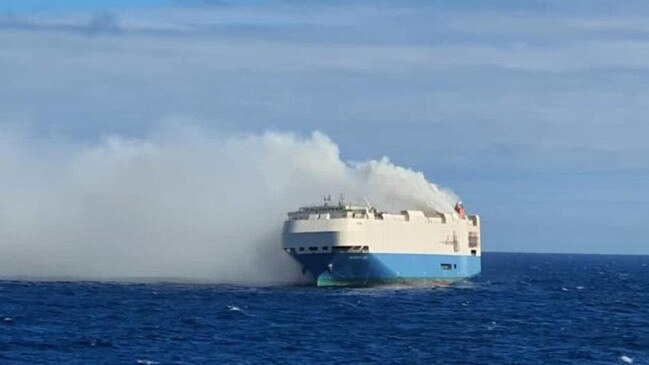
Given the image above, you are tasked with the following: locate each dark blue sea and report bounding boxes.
[1,253,648,364]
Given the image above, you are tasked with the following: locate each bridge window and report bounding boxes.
[299,247,305,252]
[440,263,452,270]
[308,246,318,252]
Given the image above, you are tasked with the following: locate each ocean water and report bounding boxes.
[1,253,648,364]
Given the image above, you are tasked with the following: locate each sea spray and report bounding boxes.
[0,128,459,284]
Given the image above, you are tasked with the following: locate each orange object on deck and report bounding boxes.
[455,202,466,219]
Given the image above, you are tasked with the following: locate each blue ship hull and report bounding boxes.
[292,252,481,287]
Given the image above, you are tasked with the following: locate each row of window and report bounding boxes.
[291,245,371,254]
[297,246,330,252]
[288,247,476,256]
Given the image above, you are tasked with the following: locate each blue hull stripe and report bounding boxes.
[292,253,481,287]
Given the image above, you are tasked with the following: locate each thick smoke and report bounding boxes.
[0,128,458,284]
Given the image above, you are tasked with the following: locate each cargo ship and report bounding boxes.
[282,198,481,287]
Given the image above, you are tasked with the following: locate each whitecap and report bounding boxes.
[620,355,633,364]
[576,286,585,290]
[227,305,255,317]
[3,317,13,322]
[561,287,569,292]
[136,359,159,365]
[340,301,361,309]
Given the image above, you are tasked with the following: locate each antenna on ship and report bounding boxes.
[339,194,345,206]
[363,196,372,209]
[323,194,332,206]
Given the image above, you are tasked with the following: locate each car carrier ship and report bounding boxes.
[282,198,481,287]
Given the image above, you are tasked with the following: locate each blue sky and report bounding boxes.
[2,0,648,254]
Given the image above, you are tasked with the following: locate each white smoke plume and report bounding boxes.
[0,127,459,284]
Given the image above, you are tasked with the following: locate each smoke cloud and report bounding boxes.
[0,127,458,284]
